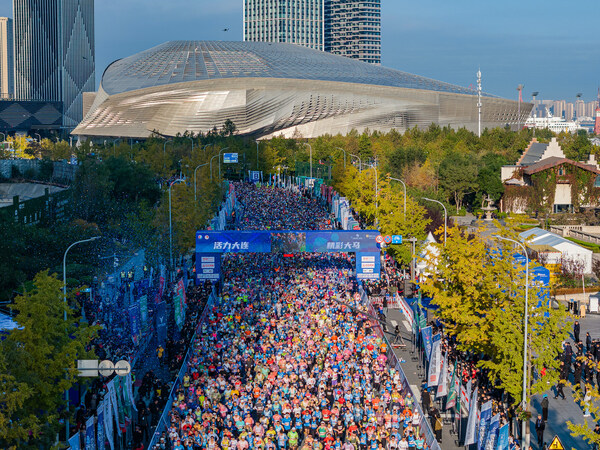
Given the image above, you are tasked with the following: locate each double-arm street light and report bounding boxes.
[209,147,230,180]
[349,153,362,172]
[62,236,100,439]
[492,235,530,449]
[169,179,186,269]
[194,162,209,202]
[388,176,407,219]
[422,197,447,246]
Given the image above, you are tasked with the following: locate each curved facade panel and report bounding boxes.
[73,41,532,139]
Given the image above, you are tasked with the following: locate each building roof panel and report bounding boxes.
[101,41,500,97]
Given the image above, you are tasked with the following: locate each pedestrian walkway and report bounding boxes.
[385,308,462,449]
[385,307,600,450]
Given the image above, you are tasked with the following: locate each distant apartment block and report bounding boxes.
[0,18,13,99]
[325,0,381,64]
[244,0,324,50]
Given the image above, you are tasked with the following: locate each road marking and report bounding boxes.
[403,320,411,331]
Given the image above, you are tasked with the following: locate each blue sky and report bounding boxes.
[0,0,598,101]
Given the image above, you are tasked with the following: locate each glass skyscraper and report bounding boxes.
[325,0,381,65]
[13,0,95,128]
[0,18,14,99]
[244,0,324,50]
[244,0,380,64]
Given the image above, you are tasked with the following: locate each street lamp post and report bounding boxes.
[349,153,362,172]
[169,179,186,270]
[202,143,212,155]
[194,163,209,202]
[423,197,447,246]
[62,236,100,441]
[255,140,260,170]
[492,235,530,449]
[301,143,313,178]
[388,176,407,219]
[209,147,230,181]
[187,136,194,153]
[112,138,121,157]
[163,139,173,169]
[335,147,347,170]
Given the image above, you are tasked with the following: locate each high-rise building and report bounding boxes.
[0,18,13,99]
[13,0,95,128]
[325,0,381,64]
[244,0,324,51]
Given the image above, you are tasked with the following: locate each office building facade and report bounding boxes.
[13,0,95,128]
[244,0,324,50]
[0,18,13,99]
[325,0,381,64]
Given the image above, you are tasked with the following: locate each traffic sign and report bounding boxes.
[392,235,403,244]
[223,153,238,163]
[384,235,392,244]
[375,235,384,244]
[548,436,564,450]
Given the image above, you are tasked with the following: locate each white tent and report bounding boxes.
[520,227,593,274]
[417,232,440,278]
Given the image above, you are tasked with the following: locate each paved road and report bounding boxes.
[385,308,600,450]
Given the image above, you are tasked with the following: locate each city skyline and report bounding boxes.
[0,0,598,102]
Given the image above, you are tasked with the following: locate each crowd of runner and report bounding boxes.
[153,185,432,450]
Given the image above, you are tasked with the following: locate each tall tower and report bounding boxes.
[13,0,95,128]
[594,88,600,136]
[325,0,381,64]
[244,0,324,51]
[0,18,13,99]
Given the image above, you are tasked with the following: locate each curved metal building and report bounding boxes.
[73,41,531,139]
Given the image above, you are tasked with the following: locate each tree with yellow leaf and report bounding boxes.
[421,224,568,406]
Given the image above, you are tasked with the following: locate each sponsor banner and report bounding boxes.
[427,338,441,387]
[464,387,479,446]
[421,326,433,360]
[128,304,140,345]
[195,230,380,254]
[196,231,272,253]
[356,252,381,280]
[196,253,221,282]
[107,379,121,436]
[97,402,105,450]
[155,301,167,347]
[436,353,448,398]
[139,294,148,332]
[69,432,81,450]
[103,397,114,450]
[85,416,95,450]
[485,414,500,450]
[496,423,509,450]
[477,400,493,450]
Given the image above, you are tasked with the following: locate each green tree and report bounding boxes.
[421,225,568,407]
[0,271,98,448]
[438,150,479,213]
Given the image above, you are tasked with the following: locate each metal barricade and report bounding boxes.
[147,289,216,448]
[359,287,441,450]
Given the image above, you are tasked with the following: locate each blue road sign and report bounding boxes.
[223,153,238,163]
[392,235,403,244]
